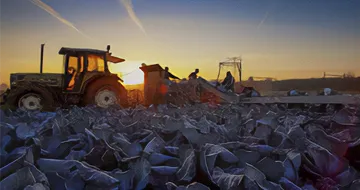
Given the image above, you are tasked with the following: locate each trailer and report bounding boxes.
[194,77,360,105]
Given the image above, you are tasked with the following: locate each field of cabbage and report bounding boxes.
[0,103,360,189]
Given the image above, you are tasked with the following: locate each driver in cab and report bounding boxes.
[65,67,76,90]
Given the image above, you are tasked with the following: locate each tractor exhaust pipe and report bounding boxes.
[106,45,110,53]
[40,44,45,74]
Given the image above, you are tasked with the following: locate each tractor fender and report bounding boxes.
[114,74,124,82]
[80,74,124,94]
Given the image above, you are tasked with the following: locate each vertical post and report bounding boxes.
[239,59,242,83]
[235,58,242,84]
[40,44,45,74]
[216,63,221,82]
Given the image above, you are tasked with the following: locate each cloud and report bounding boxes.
[119,0,147,35]
[29,0,92,40]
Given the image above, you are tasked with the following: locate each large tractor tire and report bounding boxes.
[82,77,128,108]
[5,83,55,112]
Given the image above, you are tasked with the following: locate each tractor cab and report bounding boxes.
[59,45,125,92]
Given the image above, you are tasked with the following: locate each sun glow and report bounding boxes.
[121,68,144,85]
[109,61,144,85]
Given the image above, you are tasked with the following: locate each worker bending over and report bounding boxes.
[164,67,180,80]
[163,67,180,86]
[221,71,235,92]
[188,69,199,80]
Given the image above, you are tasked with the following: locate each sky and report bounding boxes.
[1,0,359,85]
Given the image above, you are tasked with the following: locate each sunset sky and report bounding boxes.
[1,0,359,85]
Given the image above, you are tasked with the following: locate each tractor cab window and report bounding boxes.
[87,54,105,72]
[67,55,84,73]
[68,56,78,71]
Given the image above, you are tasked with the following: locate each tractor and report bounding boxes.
[2,45,128,111]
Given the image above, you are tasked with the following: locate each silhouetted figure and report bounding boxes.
[65,67,76,89]
[188,68,199,80]
[164,67,180,80]
[221,71,235,91]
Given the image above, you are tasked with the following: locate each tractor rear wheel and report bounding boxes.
[83,78,128,108]
[6,85,55,111]
[18,93,43,111]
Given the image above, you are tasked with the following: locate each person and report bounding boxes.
[221,71,235,92]
[164,67,180,80]
[65,67,76,90]
[188,68,199,80]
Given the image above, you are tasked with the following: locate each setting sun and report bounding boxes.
[109,61,145,85]
[121,68,144,85]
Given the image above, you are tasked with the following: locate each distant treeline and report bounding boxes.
[240,77,360,93]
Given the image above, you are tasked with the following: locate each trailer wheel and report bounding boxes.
[83,78,128,108]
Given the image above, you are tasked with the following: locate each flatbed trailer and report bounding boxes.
[240,95,360,105]
[195,77,360,105]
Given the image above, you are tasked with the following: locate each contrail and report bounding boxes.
[119,0,147,35]
[257,0,281,29]
[29,0,92,40]
[257,10,270,29]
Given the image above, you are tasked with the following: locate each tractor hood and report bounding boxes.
[10,73,63,88]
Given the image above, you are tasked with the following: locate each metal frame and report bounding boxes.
[217,57,242,84]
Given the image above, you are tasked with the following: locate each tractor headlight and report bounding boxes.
[11,81,16,86]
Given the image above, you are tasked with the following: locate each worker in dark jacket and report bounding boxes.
[221,71,235,91]
[164,67,180,80]
[188,68,199,80]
